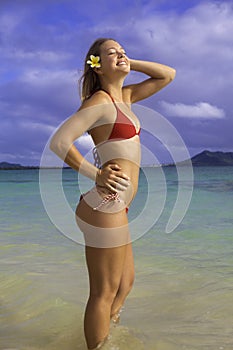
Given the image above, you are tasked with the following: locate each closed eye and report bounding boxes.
[108,49,117,55]
[107,49,126,56]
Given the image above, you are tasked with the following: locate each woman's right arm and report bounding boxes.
[50,102,102,181]
[50,97,130,192]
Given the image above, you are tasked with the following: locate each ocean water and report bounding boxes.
[0,166,233,350]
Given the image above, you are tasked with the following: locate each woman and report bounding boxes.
[50,37,175,349]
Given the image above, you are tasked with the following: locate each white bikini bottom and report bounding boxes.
[79,185,129,214]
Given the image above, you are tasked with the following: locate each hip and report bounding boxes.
[78,185,130,214]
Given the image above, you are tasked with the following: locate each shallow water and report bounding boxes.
[0,167,233,349]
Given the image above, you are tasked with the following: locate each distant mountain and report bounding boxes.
[172,150,233,167]
[162,150,233,167]
[0,162,38,170]
[0,162,69,170]
[1,150,233,169]
[191,150,233,166]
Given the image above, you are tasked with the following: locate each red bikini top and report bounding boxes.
[104,90,141,140]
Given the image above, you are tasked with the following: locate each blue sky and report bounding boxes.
[0,0,232,165]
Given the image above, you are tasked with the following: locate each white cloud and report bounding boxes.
[160,101,225,119]
[75,133,94,150]
[6,49,71,63]
[0,13,23,34]
[130,1,233,61]
[21,68,78,85]
[20,121,55,134]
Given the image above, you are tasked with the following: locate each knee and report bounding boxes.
[120,272,135,296]
[128,269,135,289]
[129,274,135,291]
[126,274,135,294]
[90,286,119,305]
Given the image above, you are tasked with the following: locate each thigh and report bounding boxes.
[85,245,127,296]
[76,193,130,248]
[121,243,134,284]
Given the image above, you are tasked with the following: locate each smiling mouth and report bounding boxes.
[117,61,127,66]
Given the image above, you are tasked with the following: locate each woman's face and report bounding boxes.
[99,40,130,76]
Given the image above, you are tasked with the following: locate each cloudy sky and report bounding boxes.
[0,0,232,165]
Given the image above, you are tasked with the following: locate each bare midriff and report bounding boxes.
[96,135,141,207]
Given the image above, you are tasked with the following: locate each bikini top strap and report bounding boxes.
[99,89,115,104]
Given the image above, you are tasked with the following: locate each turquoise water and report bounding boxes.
[0,167,233,350]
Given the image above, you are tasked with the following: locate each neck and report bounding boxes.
[100,78,125,102]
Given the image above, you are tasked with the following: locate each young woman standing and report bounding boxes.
[50,38,175,349]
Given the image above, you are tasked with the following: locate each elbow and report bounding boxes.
[49,134,65,158]
[170,68,176,81]
[163,68,176,86]
[49,134,72,160]
[159,67,176,86]
[49,134,59,154]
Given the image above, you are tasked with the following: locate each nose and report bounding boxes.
[117,51,125,58]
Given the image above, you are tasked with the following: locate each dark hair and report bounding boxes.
[79,37,115,101]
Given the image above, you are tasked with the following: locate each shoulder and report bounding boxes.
[79,90,112,111]
[76,90,115,129]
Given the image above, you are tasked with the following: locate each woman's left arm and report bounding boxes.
[125,59,176,103]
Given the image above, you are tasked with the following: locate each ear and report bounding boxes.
[93,67,103,75]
